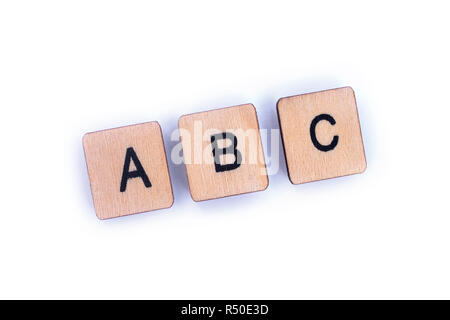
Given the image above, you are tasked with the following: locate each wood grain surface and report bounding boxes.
[179,104,268,201]
[83,121,173,219]
[277,87,366,184]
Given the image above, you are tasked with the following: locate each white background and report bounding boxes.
[0,1,449,299]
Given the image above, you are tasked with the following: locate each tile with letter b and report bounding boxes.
[83,121,173,219]
[277,87,366,184]
[178,104,269,201]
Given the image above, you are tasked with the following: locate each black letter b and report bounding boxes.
[210,132,242,173]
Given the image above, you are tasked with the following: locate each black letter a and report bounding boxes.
[120,147,152,192]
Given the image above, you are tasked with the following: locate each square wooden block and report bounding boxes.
[178,104,269,201]
[277,87,366,184]
[83,121,173,219]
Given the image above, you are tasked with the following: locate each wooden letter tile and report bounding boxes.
[277,87,366,184]
[83,121,174,219]
[178,104,268,201]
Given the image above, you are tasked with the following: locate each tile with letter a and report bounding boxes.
[277,87,366,184]
[83,121,174,219]
[178,104,269,201]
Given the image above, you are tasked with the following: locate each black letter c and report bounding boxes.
[310,114,339,152]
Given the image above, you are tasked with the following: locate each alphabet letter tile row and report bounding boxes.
[83,87,366,219]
